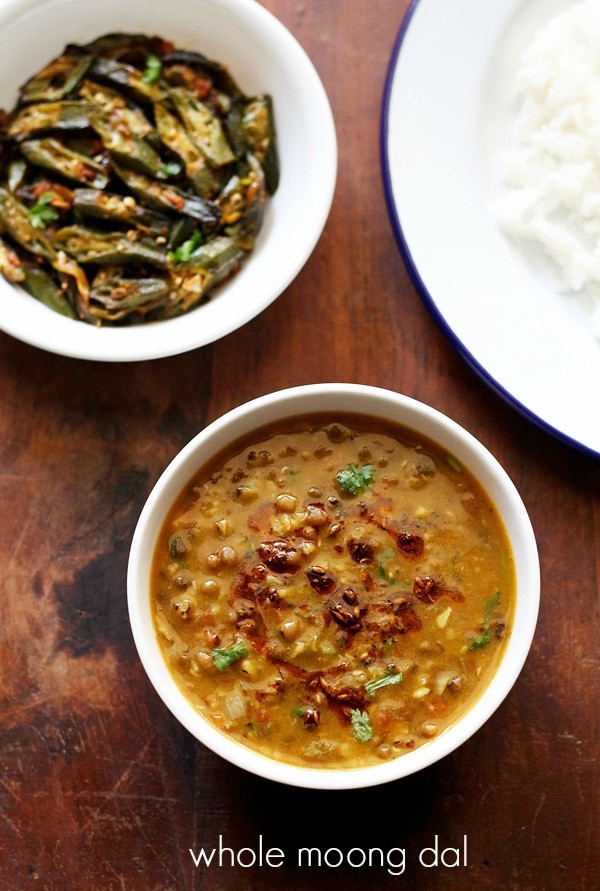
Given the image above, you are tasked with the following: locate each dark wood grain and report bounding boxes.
[0,2,598,889]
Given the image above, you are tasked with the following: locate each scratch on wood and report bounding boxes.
[80,734,159,841]
[531,790,547,841]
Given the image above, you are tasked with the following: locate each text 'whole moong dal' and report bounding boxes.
[151,415,515,769]
[0,33,278,324]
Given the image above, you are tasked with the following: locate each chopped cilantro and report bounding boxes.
[446,453,463,473]
[350,709,373,742]
[469,591,502,650]
[212,640,248,671]
[336,463,374,495]
[484,590,501,621]
[377,562,398,585]
[142,53,162,84]
[292,705,308,719]
[168,533,186,558]
[160,160,183,177]
[169,230,203,263]
[27,193,59,229]
[469,629,491,651]
[365,669,403,697]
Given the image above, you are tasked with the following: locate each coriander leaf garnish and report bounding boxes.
[350,708,373,742]
[212,640,248,671]
[142,53,162,84]
[336,463,374,495]
[445,453,463,473]
[168,533,186,558]
[469,591,502,651]
[484,590,501,621]
[27,192,59,229]
[365,669,403,697]
[160,160,183,177]
[469,629,491,651]
[169,229,203,263]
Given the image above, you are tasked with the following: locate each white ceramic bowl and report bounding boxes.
[0,0,336,361]
[128,383,540,790]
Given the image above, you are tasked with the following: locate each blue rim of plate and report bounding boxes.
[380,0,600,462]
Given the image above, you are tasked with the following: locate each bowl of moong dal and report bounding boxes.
[128,384,540,790]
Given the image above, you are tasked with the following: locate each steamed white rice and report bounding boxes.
[495,0,600,338]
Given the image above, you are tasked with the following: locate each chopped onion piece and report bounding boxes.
[223,691,247,720]
[436,606,452,628]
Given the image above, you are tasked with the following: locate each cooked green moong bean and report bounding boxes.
[0,31,279,325]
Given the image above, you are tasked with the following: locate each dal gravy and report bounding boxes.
[151,415,515,768]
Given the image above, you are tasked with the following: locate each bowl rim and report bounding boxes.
[0,0,337,362]
[127,383,540,789]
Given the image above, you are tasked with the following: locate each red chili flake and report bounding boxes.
[32,180,54,199]
[164,189,184,211]
[195,76,213,99]
[77,163,97,182]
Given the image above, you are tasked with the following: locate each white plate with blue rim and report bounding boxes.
[381,0,600,458]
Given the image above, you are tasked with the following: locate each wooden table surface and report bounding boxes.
[1,1,598,889]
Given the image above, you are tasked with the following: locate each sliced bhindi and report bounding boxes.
[20,138,109,189]
[154,102,215,196]
[72,189,170,234]
[89,56,167,103]
[19,52,94,103]
[0,235,25,282]
[0,186,56,260]
[170,88,235,167]
[21,264,77,318]
[0,31,279,326]
[5,158,27,194]
[80,81,155,139]
[8,102,95,140]
[166,235,243,316]
[242,96,279,195]
[54,225,169,267]
[89,266,172,321]
[90,111,164,178]
[112,163,221,226]
[0,187,89,301]
[162,49,243,99]
[78,33,172,61]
